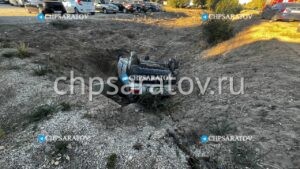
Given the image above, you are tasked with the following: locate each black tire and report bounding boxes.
[123,8,127,13]
[103,8,107,14]
[137,7,141,13]
[90,12,95,15]
[74,7,79,14]
[129,65,171,76]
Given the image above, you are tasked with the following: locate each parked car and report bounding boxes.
[111,3,124,12]
[262,2,300,21]
[8,0,25,6]
[145,3,162,12]
[25,0,66,14]
[62,0,95,15]
[95,0,118,14]
[122,2,146,13]
[117,52,178,102]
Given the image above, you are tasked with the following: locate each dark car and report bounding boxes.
[25,0,66,14]
[43,1,66,14]
[145,3,161,12]
[262,2,300,21]
[122,2,146,13]
[111,3,124,12]
[117,52,178,102]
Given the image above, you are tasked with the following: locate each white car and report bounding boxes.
[8,0,25,6]
[95,1,119,14]
[62,0,95,14]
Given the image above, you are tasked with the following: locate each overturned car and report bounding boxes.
[116,52,178,101]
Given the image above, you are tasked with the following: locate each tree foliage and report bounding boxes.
[215,0,242,14]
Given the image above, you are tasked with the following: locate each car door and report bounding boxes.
[288,4,300,21]
[62,0,73,13]
[80,0,94,13]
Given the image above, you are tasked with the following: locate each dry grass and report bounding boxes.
[0,7,35,16]
[16,42,30,58]
[160,7,203,28]
[117,7,203,28]
[203,21,300,58]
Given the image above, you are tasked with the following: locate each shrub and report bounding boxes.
[203,19,233,44]
[209,119,236,135]
[28,104,59,122]
[53,141,69,156]
[16,42,30,58]
[33,65,51,76]
[50,20,72,30]
[167,0,189,8]
[244,0,265,10]
[107,153,117,169]
[0,128,5,139]
[60,102,71,111]
[0,48,18,58]
[206,0,221,11]
[215,0,242,14]
[231,142,262,168]
[193,0,206,7]
[137,94,178,113]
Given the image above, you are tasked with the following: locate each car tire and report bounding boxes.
[74,8,80,14]
[123,8,127,13]
[103,8,107,14]
[137,7,141,13]
[90,12,95,15]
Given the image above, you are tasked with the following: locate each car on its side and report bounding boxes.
[25,0,66,14]
[95,0,118,14]
[262,2,300,21]
[62,0,95,15]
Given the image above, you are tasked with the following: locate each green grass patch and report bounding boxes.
[33,65,52,76]
[60,102,71,111]
[0,128,5,139]
[231,142,262,168]
[16,42,30,58]
[107,153,117,169]
[50,20,72,30]
[209,119,236,135]
[28,104,59,123]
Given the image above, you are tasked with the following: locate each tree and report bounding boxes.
[206,0,221,11]
[193,0,206,7]
[245,0,265,10]
[215,0,242,14]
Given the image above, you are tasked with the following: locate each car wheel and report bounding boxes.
[74,8,80,14]
[137,7,141,13]
[103,8,107,14]
[123,8,127,13]
[90,12,95,15]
